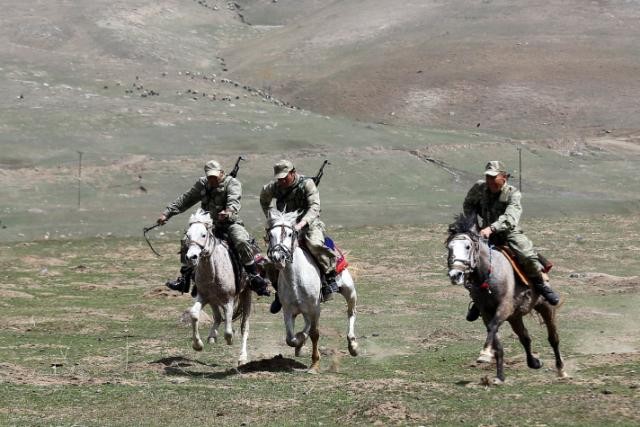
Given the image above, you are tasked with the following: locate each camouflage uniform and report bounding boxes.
[161,160,270,296]
[463,180,542,279]
[163,175,254,266]
[260,175,336,274]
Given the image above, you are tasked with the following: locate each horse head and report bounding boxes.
[446,213,480,286]
[185,208,214,266]
[266,208,301,270]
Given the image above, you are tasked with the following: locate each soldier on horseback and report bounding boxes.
[260,160,339,313]
[157,160,271,297]
[463,160,560,321]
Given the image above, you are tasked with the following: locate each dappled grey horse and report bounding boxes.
[266,209,358,373]
[446,213,567,384]
[184,209,252,366]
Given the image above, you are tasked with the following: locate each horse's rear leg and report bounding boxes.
[508,316,542,369]
[307,325,320,374]
[207,306,223,344]
[189,299,204,351]
[237,291,252,366]
[536,303,567,378]
[340,274,358,357]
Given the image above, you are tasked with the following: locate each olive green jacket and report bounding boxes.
[163,175,242,225]
[463,180,522,233]
[259,175,321,225]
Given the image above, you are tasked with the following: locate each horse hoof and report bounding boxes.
[237,357,248,366]
[557,370,569,379]
[348,341,359,357]
[307,364,320,375]
[528,358,543,370]
[476,349,494,364]
[192,340,204,352]
[492,377,505,386]
[207,337,217,345]
[225,334,233,346]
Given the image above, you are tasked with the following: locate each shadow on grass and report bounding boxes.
[152,354,308,379]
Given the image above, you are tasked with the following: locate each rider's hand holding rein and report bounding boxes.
[294,220,307,232]
[157,214,168,225]
[480,226,493,240]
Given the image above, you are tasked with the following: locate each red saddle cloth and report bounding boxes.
[325,236,349,274]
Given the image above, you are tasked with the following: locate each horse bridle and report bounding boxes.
[186,220,215,257]
[447,234,480,277]
[267,223,298,263]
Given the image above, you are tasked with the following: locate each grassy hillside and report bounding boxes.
[2,0,640,243]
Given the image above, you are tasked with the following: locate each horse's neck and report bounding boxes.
[196,248,216,282]
[283,246,319,283]
[476,241,493,275]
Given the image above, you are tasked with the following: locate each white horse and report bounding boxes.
[266,209,358,373]
[184,208,252,365]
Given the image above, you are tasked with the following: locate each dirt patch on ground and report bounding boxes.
[0,289,34,299]
[22,256,68,268]
[0,362,144,386]
[343,398,434,425]
[238,354,308,373]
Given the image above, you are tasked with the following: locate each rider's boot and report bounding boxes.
[245,263,271,297]
[165,265,192,294]
[321,270,339,302]
[268,280,282,314]
[270,292,282,314]
[533,277,560,305]
[466,302,480,322]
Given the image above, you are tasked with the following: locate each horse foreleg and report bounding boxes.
[237,292,252,366]
[492,334,505,385]
[478,315,503,364]
[223,301,234,345]
[508,316,542,369]
[207,305,223,344]
[340,281,358,357]
[536,303,567,378]
[284,312,306,355]
[308,324,320,374]
[189,298,204,352]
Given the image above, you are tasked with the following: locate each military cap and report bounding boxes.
[273,159,294,179]
[204,160,223,177]
[484,160,507,177]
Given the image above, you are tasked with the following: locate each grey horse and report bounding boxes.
[446,213,567,384]
[184,209,252,366]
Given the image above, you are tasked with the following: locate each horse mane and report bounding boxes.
[448,212,478,236]
[267,209,300,228]
[189,208,213,227]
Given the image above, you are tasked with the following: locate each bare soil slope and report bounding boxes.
[229,0,640,139]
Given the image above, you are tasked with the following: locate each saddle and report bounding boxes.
[497,246,553,287]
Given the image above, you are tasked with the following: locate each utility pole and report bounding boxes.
[517,146,522,191]
[77,151,83,208]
